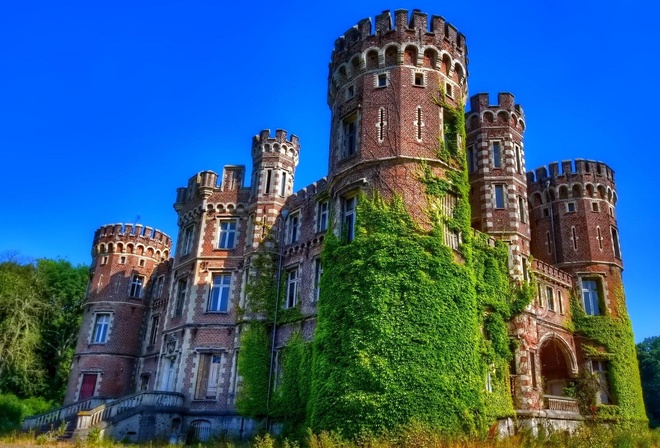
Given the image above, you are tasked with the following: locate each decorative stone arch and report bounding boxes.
[585,183,595,198]
[349,54,362,76]
[496,110,509,123]
[558,185,569,200]
[453,61,466,84]
[538,332,578,376]
[99,243,107,254]
[146,247,154,258]
[597,184,607,199]
[441,52,452,76]
[518,118,526,131]
[337,64,349,82]
[108,243,115,253]
[403,44,419,66]
[531,192,543,207]
[483,111,495,123]
[571,183,583,198]
[383,44,399,66]
[612,190,618,205]
[155,249,161,260]
[364,47,380,70]
[127,243,135,254]
[117,242,125,253]
[163,249,169,259]
[422,46,438,69]
[467,114,479,130]
[136,244,145,256]
[606,187,613,202]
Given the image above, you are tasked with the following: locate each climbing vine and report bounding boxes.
[570,275,648,426]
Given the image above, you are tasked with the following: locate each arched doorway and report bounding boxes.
[539,336,576,396]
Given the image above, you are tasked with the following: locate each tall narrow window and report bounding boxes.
[597,226,603,250]
[264,170,272,194]
[286,268,298,308]
[467,146,476,173]
[571,226,578,250]
[546,231,552,255]
[530,352,538,388]
[582,279,601,316]
[518,196,526,222]
[343,196,356,242]
[195,354,222,400]
[546,286,555,312]
[148,315,160,346]
[279,172,287,197]
[208,274,231,312]
[314,259,323,302]
[288,212,300,244]
[218,221,237,249]
[592,360,610,404]
[416,107,423,140]
[175,278,187,317]
[611,227,621,259]
[317,201,328,232]
[129,274,145,298]
[342,114,357,157]
[494,185,505,209]
[378,108,386,142]
[492,142,502,168]
[515,145,522,174]
[558,290,564,314]
[93,314,110,343]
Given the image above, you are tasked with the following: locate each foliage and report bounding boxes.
[272,333,312,439]
[0,393,54,435]
[637,335,660,427]
[0,258,88,401]
[236,322,271,418]
[570,278,648,425]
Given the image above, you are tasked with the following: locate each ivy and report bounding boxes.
[236,322,270,418]
[570,274,648,426]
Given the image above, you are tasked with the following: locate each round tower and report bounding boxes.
[64,223,172,404]
[326,9,468,221]
[465,92,529,279]
[527,159,621,313]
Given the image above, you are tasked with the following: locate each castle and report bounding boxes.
[25,8,646,442]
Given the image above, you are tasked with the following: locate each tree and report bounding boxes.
[637,336,660,427]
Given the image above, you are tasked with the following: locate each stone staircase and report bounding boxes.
[23,391,185,440]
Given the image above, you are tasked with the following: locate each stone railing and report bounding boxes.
[22,397,109,431]
[76,391,185,433]
[544,395,580,413]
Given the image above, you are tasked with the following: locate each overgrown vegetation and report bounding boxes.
[0,255,88,433]
[570,278,648,426]
[637,335,660,427]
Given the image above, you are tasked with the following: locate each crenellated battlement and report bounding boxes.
[93,223,172,258]
[466,92,526,132]
[251,129,300,162]
[527,159,615,184]
[332,9,466,67]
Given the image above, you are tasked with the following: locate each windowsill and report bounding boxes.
[214,247,235,251]
[412,84,426,88]
[375,84,387,89]
[192,399,217,403]
[339,152,359,163]
[89,342,106,346]
[129,296,142,300]
[205,311,229,315]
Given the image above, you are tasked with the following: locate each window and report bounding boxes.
[129,274,145,298]
[343,196,357,242]
[286,268,298,308]
[494,185,505,209]
[246,214,255,247]
[148,315,160,346]
[592,360,610,405]
[377,107,386,142]
[467,146,477,173]
[546,231,552,255]
[279,172,287,197]
[518,196,526,223]
[581,278,601,316]
[440,193,460,249]
[314,259,323,302]
[376,73,387,87]
[611,227,621,259]
[92,313,110,343]
[413,72,424,86]
[317,201,328,232]
[592,202,599,212]
[415,107,423,140]
[100,256,108,266]
[175,278,187,317]
[515,145,522,174]
[218,220,237,249]
[195,354,222,400]
[138,259,145,267]
[264,169,272,194]
[342,113,358,158]
[571,226,578,250]
[445,83,453,98]
[347,85,355,99]
[542,207,550,218]
[492,142,502,168]
[546,286,555,312]
[558,290,564,314]
[566,202,576,213]
[152,275,164,298]
[119,256,126,264]
[182,225,195,255]
[288,212,300,244]
[597,227,603,250]
[208,274,231,313]
[486,370,493,393]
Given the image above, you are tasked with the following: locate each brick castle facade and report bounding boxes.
[62,8,643,440]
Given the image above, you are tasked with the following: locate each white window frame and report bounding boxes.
[285,267,298,309]
[174,278,187,317]
[317,201,329,232]
[343,196,357,242]
[288,211,300,244]
[218,220,237,249]
[313,259,323,302]
[546,286,555,312]
[492,141,502,168]
[581,278,601,316]
[207,274,231,313]
[566,202,576,213]
[182,225,195,256]
[494,185,505,209]
[129,274,145,298]
[92,313,111,344]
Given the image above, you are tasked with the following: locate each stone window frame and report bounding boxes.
[207,273,232,313]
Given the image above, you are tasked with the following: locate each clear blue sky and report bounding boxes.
[1,1,657,341]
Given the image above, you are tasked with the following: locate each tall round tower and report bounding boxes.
[465,92,529,279]
[326,9,468,221]
[527,159,620,303]
[64,223,171,404]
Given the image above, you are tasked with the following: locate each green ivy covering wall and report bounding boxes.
[571,274,648,426]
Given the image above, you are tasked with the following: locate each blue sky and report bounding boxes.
[1,0,657,341]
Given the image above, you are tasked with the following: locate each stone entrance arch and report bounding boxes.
[539,334,578,396]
